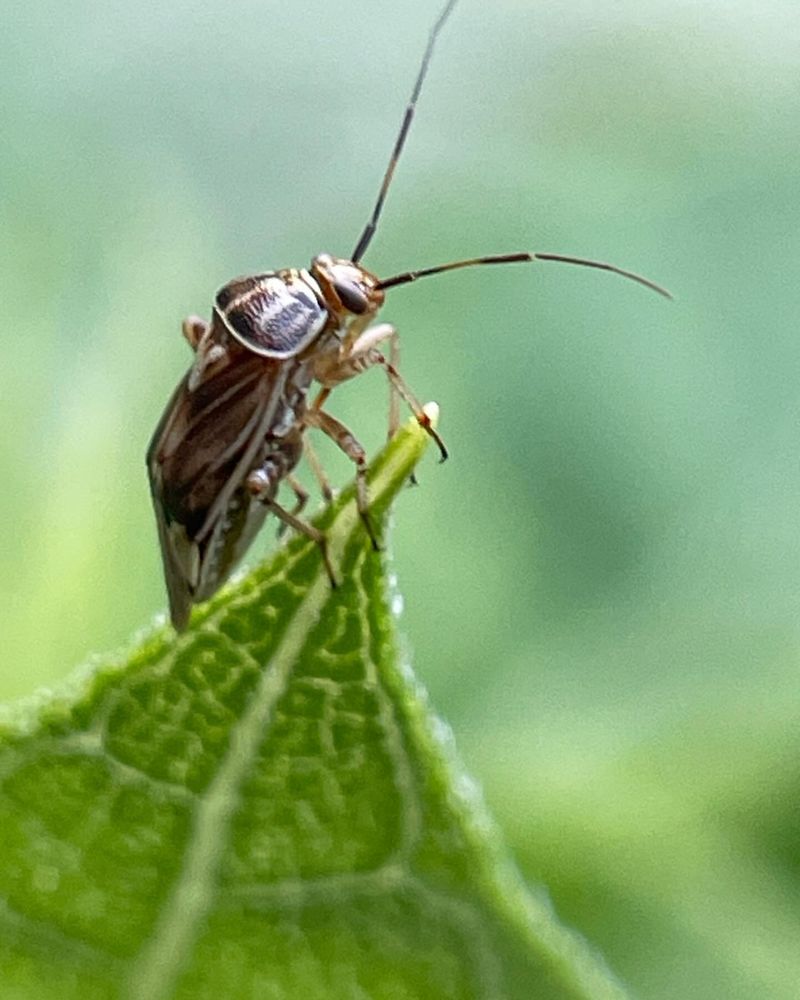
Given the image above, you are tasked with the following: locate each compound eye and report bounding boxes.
[334,280,369,315]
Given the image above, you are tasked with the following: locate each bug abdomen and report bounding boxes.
[194,432,304,596]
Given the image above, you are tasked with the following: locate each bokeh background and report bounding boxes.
[3,0,800,996]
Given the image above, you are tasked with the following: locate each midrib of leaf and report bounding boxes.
[127,414,429,1000]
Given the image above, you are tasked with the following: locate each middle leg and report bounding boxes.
[302,409,381,551]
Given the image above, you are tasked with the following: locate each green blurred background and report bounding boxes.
[3,0,799,996]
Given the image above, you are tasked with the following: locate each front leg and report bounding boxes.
[311,323,447,461]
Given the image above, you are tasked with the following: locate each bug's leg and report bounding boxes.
[303,409,381,551]
[269,500,338,586]
[276,474,309,539]
[303,432,335,504]
[313,327,393,393]
[313,324,446,460]
[379,331,417,483]
[377,355,446,461]
[387,328,401,440]
[314,324,447,463]
[182,316,209,351]
[187,330,228,391]
[247,468,337,586]
[331,325,401,438]
[347,330,418,484]
[285,474,309,517]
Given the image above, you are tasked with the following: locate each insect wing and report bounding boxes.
[147,350,287,629]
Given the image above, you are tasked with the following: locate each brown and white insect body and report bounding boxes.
[148,0,669,630]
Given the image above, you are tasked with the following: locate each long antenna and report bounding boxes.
[378,251,673,299]
[351,0,460,264]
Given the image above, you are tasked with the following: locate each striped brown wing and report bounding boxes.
[147,350,290,630]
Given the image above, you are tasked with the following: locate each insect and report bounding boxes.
[147,0,670,631]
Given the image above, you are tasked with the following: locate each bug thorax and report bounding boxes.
[213,268,330,360]
[212,257,384,361]
[309,254,384,322]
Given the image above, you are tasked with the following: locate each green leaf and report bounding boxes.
[0,409,627,1000]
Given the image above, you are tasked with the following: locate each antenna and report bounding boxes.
[378,251,672,299]
[351,0,459,264]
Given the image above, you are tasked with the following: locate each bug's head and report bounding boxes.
[311,254,384,319]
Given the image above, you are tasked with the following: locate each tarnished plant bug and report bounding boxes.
[148,0,670,630]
